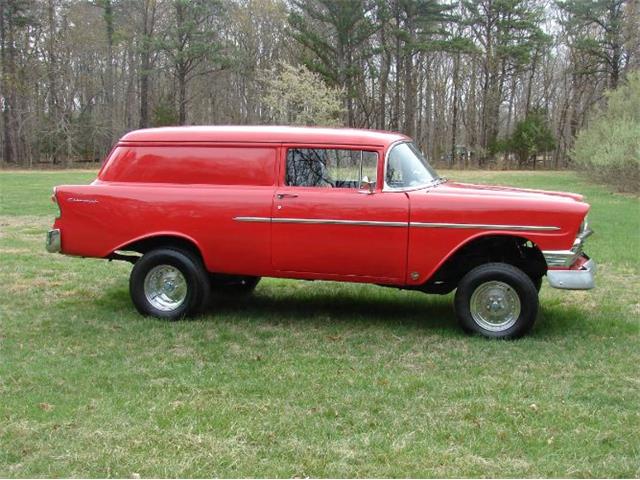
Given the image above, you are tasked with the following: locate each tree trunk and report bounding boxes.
[404,52,415,138]
[175,1,188,125]
[504,75,516,168]
[403,11,415,138]
[378,8,390,130]
[103,0,115,142]
[125,42,136,130]
[450,52,460,169]
[466,55,479,160]
[525,49,539,115]
[0,0,11,165]
[1,2,18,165]
[608,0,621,89]
[178,66,187,125]
[416,54,424,144]
[393,3,402,131]
[139,0,156,129]
[47,0,58,163]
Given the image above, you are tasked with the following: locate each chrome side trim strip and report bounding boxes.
[235,216,404,227]
[234,216,560,231]
[409,222,560,231]
[234,216,271,223]
[271,218,406,227]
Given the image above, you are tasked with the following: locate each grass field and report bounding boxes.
[0,169,638,477]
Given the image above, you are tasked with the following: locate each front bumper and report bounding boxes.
[46,229,61,253]
[547,257,596,290]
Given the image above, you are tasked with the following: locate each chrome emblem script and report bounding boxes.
[67,198,98,204]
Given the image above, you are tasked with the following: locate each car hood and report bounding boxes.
[431,181,584,203]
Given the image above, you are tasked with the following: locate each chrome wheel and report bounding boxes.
[143,264,188,312]
[469,280,521,332]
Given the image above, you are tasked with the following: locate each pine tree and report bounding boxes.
[463,0,549,160]
[558,0,630,89]
[160,0,224,125]
[288,0,376,126]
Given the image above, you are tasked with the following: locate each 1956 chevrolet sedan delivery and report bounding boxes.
[46,126,595,338]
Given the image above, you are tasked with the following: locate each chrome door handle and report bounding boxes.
[277,193,299,199]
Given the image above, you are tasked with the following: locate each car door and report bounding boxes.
[271,145,409,282]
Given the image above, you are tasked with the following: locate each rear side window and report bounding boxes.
[100,146,276,186]
[286,148,377,189]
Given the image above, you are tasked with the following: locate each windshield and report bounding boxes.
[385,142,439,190]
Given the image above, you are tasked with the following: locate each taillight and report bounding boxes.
[52,187,61,218]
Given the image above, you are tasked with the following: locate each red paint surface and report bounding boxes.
[53,126,589,286]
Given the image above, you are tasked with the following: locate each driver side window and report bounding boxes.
[286,148,377,189]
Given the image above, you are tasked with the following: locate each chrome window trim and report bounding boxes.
[284,147,379,189]
[382,140,438,193]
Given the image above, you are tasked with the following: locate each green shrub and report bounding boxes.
[152,99,179,127]
[507,109,555,166]
[572,72,640,192]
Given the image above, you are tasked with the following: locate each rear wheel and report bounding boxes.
[454,262,538,339]
[129,248,210,319]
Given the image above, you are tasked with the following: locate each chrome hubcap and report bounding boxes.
[470,280,521,331]
[144,265,187,312]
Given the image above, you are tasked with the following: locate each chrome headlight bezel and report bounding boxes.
[579,216,588,236]
[543,215,593,268]
[577,215,593,243]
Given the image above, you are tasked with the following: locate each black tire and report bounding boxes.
[129,248,211,320]
[210,275,261,297]
[532,275,543,292]
[454,262,538,339]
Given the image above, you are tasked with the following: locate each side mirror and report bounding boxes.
[359,176,375,194]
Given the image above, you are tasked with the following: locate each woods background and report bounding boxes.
[0,0,638,169]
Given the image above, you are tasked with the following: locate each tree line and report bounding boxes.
[0,0,637,168]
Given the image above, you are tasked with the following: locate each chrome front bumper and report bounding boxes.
[46,229,61,253]
[547,258,596,290]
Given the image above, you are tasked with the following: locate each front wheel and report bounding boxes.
[454,263,538,339]
[129,248,210,320]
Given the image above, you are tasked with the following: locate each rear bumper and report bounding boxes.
[46,229,61,253]
[547,257,596,290]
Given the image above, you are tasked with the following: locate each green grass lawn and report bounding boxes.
[0,169,638,477]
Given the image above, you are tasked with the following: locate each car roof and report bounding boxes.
[120,126,410,148]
